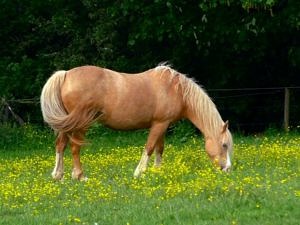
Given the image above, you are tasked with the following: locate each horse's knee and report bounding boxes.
[146,148,155,156]
[145,141,158,156]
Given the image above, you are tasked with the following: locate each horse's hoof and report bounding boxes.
[72,170,88,181]
[133,170,142,178]
[222,167,231,172]
[79,176,88,181]
[52,172,64,181]
[133,168,147,178]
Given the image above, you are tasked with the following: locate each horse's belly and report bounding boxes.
[101,117,152,130]
[99,110,153,130]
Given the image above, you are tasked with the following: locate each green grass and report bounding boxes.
[0,123,299,225]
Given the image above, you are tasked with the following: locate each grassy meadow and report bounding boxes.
[0,123,299,225]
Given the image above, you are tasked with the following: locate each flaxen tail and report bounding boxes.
[41,71,100,136]
[40,71,68,132]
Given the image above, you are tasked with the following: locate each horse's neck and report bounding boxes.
[185,108,207,136]
[184,96,223,139]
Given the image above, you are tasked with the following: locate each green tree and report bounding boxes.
[0,0,299,129]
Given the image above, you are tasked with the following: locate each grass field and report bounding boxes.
[0,124,299,225]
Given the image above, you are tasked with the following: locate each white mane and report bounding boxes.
[155,64,223,138]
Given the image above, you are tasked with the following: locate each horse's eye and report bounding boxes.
[222,143,228,149]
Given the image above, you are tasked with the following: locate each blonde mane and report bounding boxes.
[155,64,223,138]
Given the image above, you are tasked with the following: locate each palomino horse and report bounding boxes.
[41,65,233,180]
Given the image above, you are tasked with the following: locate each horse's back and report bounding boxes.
[60,65,184,130]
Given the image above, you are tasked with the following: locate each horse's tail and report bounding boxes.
[40,70,68,132]
[41,71,101,138]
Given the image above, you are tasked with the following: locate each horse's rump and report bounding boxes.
[40,69,101,134]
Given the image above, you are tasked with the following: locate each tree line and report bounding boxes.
[0,0,299,131]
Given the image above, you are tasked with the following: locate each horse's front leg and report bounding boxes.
[134,122,168,177]
[133,151,150,178]
[70,131,87,181]
[52,133,68,180]
[154,137,165,167]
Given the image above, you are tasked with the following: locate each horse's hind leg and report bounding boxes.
[52,132,68,180]
[134,122,168,177]
[70,131,87,181]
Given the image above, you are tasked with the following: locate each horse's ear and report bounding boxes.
[222,120,229,133]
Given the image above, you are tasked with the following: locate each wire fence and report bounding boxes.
[208,87,300,132]
[1,87,300,132]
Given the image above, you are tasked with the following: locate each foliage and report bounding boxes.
[0,125,299,224]
[0,0,299,129]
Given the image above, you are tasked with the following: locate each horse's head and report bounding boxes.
[205,121,233,172]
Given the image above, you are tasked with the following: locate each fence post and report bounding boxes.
[283,87,290,131]
[2,98,25,125]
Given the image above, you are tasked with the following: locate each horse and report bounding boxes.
[40,64,233,181]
